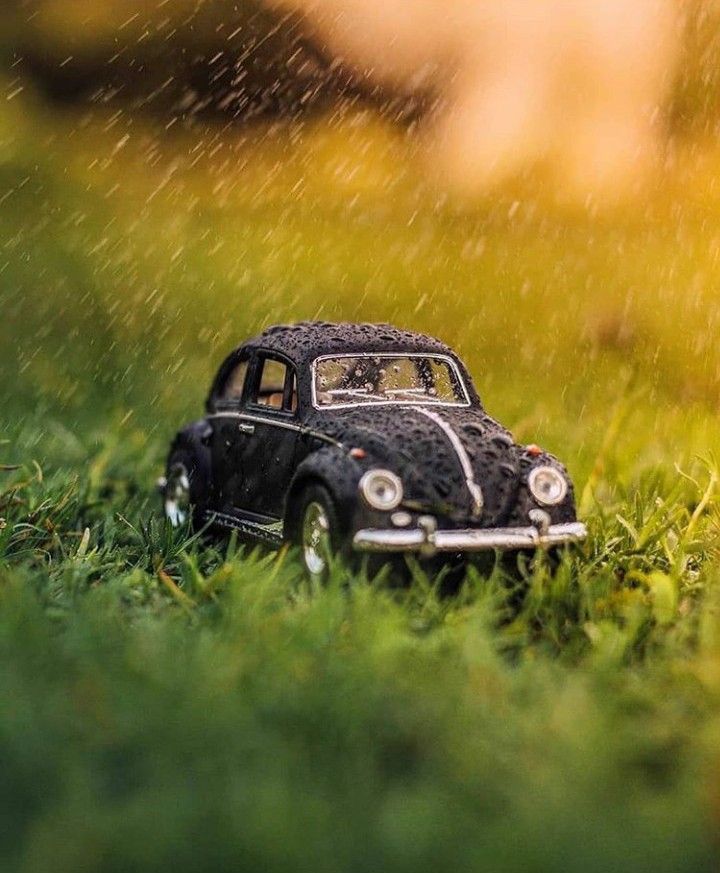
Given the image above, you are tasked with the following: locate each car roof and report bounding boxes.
[241,321,458,368]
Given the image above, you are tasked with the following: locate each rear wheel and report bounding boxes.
[163,447,209,529]
[164,461,191,527]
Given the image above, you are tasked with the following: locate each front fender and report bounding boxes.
[285,446,366,534]
[505,452,577,526]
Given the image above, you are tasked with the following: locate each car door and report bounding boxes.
[233,352,300,519]
[207,352,253,516]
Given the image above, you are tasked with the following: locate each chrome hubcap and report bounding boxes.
[164,464,191,527]
[302,501,331,576]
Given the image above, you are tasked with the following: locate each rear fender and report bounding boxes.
[166,419,213,505]
[169,418,212,460]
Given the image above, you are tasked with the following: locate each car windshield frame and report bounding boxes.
[310,352,472,410]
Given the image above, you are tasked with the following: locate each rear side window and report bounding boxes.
[254,357,297,413]
[219,359,248,402]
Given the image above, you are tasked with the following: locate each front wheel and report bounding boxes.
[293,484,341,580]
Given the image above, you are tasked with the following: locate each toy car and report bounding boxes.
[160,322,586,577]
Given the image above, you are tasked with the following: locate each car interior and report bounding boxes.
[255,358,298,412]
[218,354,298,412]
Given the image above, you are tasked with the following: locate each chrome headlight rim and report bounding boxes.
[359,469,404,511]
[528,465,568,506]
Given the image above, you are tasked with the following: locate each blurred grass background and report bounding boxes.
[4,1,720,871]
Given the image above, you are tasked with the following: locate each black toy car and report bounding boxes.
[160,322,586,577]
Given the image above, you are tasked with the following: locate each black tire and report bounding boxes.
[163,445,210,529]
[290,483,342,580]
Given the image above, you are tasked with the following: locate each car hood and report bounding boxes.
[307,404,523,524]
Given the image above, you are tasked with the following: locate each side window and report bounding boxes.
[220,359,248,403]
[254,357,297,413]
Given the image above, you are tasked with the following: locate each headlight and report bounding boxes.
[359,469,403,511]
[528,465,567,506]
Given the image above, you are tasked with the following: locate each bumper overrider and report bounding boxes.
[353,513,587,556]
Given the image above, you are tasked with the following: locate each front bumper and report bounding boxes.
[353,519,587,555]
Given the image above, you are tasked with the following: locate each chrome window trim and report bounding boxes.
[310,352,472,411]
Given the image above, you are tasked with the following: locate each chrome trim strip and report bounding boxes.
[207,412,343,448]
[208,411,302,433]
[310,352,471,411]
[413,407,484,517]
[353,522,587,554]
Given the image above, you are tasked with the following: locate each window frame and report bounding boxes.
[247,351,299,417]
[209,351,253,410]
[310,352,472,411]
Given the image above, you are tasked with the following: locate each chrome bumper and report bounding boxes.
[353,520,587,555]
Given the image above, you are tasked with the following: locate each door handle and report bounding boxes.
[238,423,255,435]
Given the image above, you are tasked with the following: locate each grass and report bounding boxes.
[3,89,720,870]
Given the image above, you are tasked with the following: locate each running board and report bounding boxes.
[205,510,284,547]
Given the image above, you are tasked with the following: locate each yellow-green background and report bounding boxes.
[3,4,720,871]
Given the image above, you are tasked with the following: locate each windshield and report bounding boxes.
[313,354,470,408]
